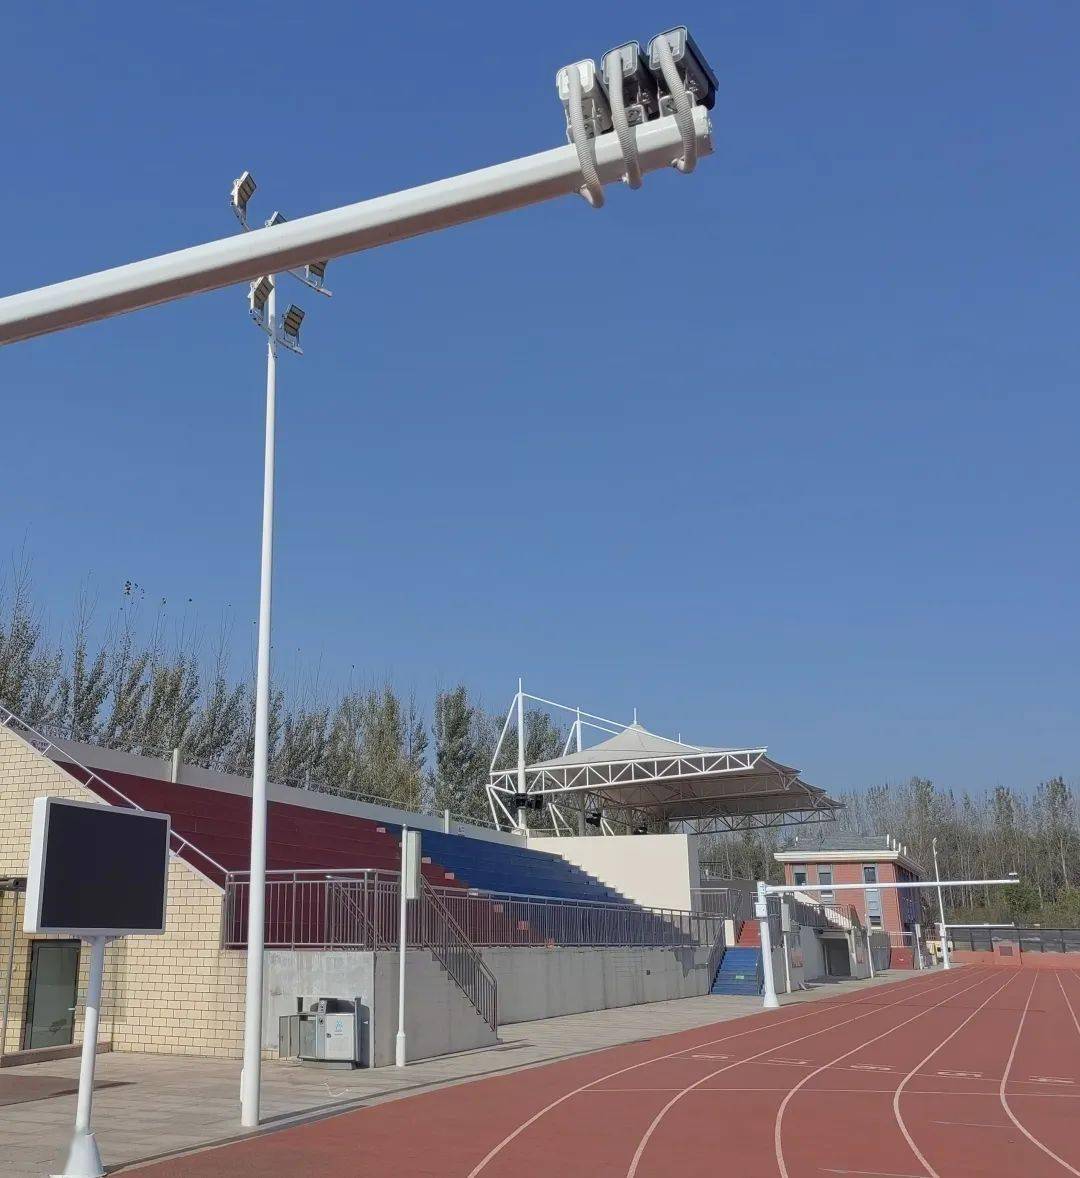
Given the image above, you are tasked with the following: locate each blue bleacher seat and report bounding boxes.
[386,825,632,905]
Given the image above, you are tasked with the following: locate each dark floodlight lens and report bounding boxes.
[231,171,256,214]
[281,304,304,340]
[248,275,273,318]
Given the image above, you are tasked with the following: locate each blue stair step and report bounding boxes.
[710,946,764,995]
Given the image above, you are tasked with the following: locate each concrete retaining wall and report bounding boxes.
[479,944,712,1024]
[264,943,714,1065]
[263,949,496,1067]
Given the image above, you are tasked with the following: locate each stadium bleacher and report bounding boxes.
[57,761,628,905]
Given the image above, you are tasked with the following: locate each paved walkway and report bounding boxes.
[0,974,912,1176]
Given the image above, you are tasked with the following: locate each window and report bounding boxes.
[863,863,882,922]
[817,866,834,902]
[792,866,808,887]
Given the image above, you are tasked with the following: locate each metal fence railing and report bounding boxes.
[948,926,1080,955]
[691,887,754,924]
[223,870,724,953]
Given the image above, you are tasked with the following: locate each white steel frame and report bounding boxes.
[755,875,1020,1009]
[0,109,712,345]
[486,684,841,835]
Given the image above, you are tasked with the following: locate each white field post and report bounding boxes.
[757,882,779,1010]
[515,680,526,833]
[61,935,107,1178]
[932,837,951,970]
[914,922,924,969]
[865,925,875,979]
[396,829,420,1067]
[0,110,712,346]
[240,277,277,1129]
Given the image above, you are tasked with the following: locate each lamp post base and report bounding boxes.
[54,1129,104,1178]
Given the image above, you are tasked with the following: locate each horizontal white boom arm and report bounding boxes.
[766,878,1019,895]
[0,109,711,346]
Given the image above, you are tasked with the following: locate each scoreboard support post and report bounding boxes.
[59,935,109,1178]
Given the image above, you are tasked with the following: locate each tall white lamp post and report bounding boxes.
[230,176,328,1129]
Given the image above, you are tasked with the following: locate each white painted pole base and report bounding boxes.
[54,1128,104,1178]
[395,1030,407,1068]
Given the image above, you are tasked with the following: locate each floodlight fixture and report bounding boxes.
[248,275,273,324]
[555,60,612,143]
[280,303,304,351]
[585,809,603,828]
[647,27,717,113]
[231,171,257,226]
[305,259,328,288]
[600,43,659,126]
[264,210,287,228]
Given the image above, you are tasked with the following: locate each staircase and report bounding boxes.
[710,920,763,995]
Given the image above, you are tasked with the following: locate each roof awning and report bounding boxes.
[489,723,841,834]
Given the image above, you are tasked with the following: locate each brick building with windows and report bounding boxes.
[775,834,926,968]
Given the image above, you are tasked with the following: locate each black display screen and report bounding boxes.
[38,803,169,933]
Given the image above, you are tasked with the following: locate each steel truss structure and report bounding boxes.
[486,685,841,835]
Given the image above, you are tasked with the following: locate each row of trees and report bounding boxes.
[700,774,1080,926]
[4,561,1077,924]
[0,562,563,822]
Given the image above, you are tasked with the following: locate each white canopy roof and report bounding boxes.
[489,723,840,833]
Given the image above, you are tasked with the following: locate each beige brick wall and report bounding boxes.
[0,724,248,1058]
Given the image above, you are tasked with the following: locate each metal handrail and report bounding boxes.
[691,887,754,923]
[0,704,228,881]
[222,869,724,952]
[417,878,498,1031]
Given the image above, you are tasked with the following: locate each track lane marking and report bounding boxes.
[774,970,1001,1178]
[891,971,1016,1178]
[622,968,986,1178]
[465,967,969,1178]
[999,973,1080,1176]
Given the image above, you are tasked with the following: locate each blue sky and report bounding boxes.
[2,3,1077,793]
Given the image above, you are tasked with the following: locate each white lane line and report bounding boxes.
[820,1169,925,1176]
[930,1120,1009,1129]
[690,1053,730,1061]
[626,970,980,1178]
[936,1070,983,1078]
[775,970,1001,1178]
[1027,1077,1076,1085]
[466,966,972,1178]
[891,971,1016,1178]
[1058,973,1080,1038]
[999,973,1080,1176]
[852,1064,895,1072]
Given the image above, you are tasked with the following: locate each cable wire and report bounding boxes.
[604,56,643,190]
[566,67,605,208]
[655,37,697,174]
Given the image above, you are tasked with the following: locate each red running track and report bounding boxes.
[124,966,1080,1178]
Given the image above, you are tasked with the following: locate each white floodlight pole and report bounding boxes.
[516,679,527,833]
[932,837,951,970]
[0,110,711,346]
[240,277,277,1129]
[865,925,875,979]
[395,828,409,1067]
[757,881,780,1010]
